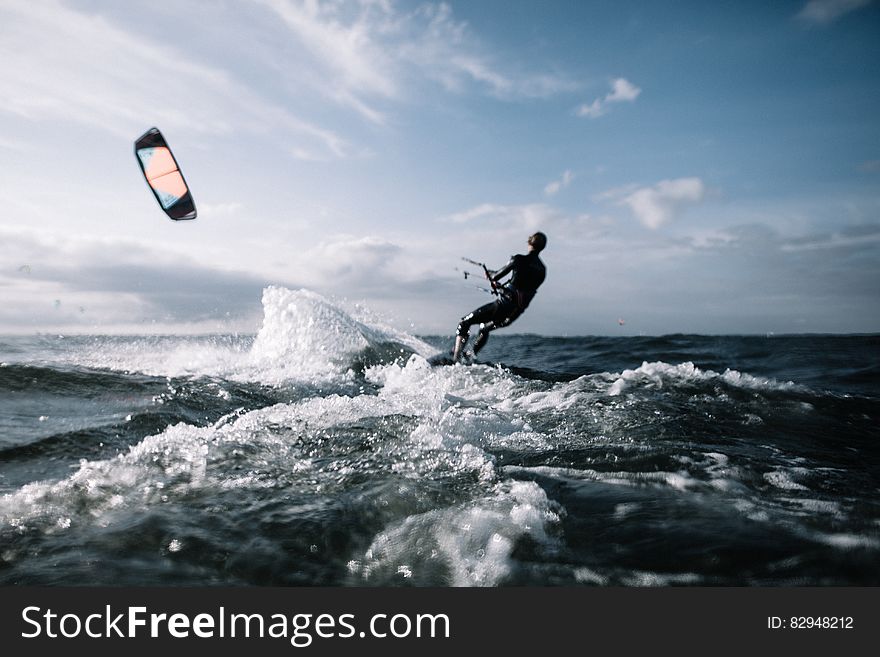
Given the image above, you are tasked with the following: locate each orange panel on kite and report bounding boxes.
[149,170,188,200]
[143,147,178,181]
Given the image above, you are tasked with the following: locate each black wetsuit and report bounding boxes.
[456,252,546,354]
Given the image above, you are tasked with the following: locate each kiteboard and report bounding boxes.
[427,352,480,367]
[427,353,457,367]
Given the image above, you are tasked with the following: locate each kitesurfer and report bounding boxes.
[452,232,547,362]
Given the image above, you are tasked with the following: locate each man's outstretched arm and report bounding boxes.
[490,257,515,282]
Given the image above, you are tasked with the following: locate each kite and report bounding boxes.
[134,127,197,221]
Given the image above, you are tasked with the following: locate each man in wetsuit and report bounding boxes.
[452,232,547,362]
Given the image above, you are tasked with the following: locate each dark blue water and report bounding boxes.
[1,288,878,586]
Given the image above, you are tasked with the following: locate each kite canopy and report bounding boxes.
[134,127,196,221]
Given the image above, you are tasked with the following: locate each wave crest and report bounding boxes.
[607,360,803,396]
[248,287,434,383]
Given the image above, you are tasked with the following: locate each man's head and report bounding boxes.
[528,232,547,253]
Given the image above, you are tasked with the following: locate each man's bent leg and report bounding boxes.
[473,306,522,356]
[454,301,497,362]
[473,322,495,355]
[452,335,468,362]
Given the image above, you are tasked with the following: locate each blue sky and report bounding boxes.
[1,0,878,335]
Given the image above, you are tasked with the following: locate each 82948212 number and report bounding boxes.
[767,616,854,629]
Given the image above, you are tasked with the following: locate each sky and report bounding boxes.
[1,0,879,336]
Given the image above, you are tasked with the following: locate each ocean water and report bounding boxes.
[0,287,878,586]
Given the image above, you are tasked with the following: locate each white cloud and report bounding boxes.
[444,203,555,230]
[577,99,606,119]
[0,226,267,332]
[260,0,577,120]
[577,78,642,119]
[780,227,880,252]
[258,0,398,123]
[448,55,578,100]
[401,3,579,100]
[605,78,642,103]
[0,0,577,162]
[608,178,706,229]
[303,235,402,281]
[0,1,350,157]
[796,0,872,24]
[439,202,602,248]
[544,170,575,196]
